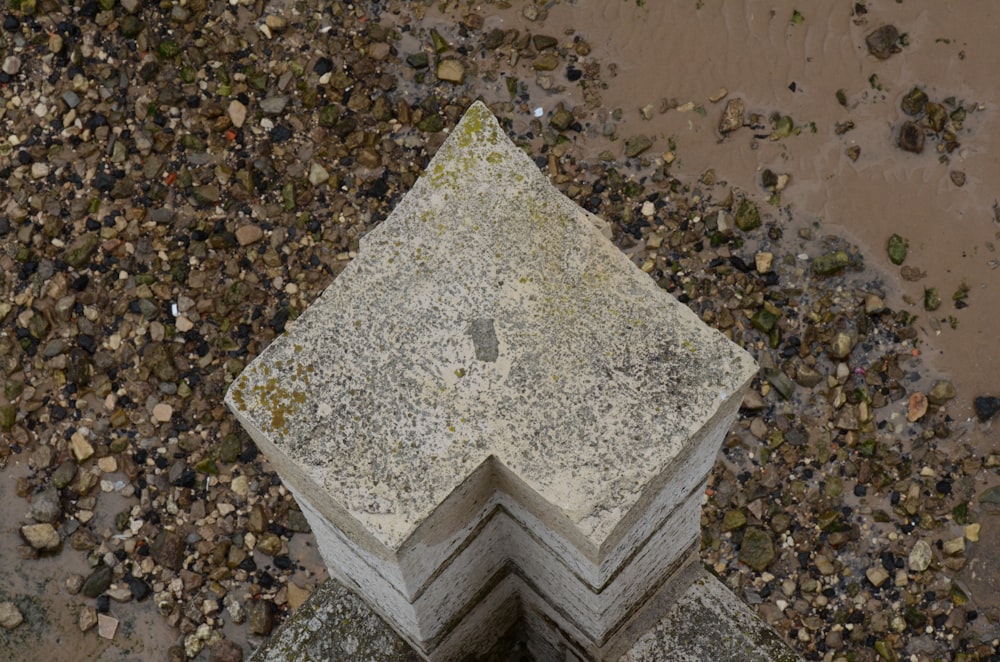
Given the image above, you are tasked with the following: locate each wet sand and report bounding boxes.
[485,0,1000,438]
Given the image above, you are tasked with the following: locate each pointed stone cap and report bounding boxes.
[226,101,756,555]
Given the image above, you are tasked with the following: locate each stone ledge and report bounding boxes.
[250,565,801,662]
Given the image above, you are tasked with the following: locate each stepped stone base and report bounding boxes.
[250,563,800,662]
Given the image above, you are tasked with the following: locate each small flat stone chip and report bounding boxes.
[152,402,174,422]
[436,59,465,83]
[97,614,119,640]
[235,224,264,246]
[228,100,247,128]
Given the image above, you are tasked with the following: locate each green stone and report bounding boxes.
[195,458,219,475]
[739,527,775,572]
[811,250,849,275]
[624,135,653,159]
[217,434,242,464]
[764,369,794,400]
[751,307,778,333]
[721,509,747,532]
[733,199,760,231]
[0,403,15,431]
[532,53,560,71]
[157,40,181,58]
[887,234,907,265]
[418,114,445,133]
[923,287,941,311]
[64,233,99,268]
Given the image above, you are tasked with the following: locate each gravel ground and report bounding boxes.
[1,1,999,661]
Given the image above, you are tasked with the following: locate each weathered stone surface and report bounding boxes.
[227,102,757,660]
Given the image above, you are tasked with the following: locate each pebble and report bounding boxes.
[228,100,247,128]
[0,601,23,630]
[20,523,61,552]
[79,606,98,632]
[235,225,264,246]
[152,403,174,422]
[866,567,890,587]
[71,433,95,462]
[436,60,465,83]
[2,55,20,75]
[908,540,932,572]
[308,162,330,185]
[82,565,113,598]
[718,98,745,133]
[30,488,62,523]
[97,614,119,640]
[247,600,275,635]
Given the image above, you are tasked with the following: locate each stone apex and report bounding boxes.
[225,101,757,554]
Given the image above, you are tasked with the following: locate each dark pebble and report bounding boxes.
[974,396,1000,422]
[128,576,152,601]
[3,15,19,31]
[269,125,292,142]
[96,594,110,613]
[313,57,332,74]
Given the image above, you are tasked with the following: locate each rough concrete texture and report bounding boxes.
[251,567,801,662]
[227,101,758,659]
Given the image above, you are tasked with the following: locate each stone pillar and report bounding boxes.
[227,102,762,660]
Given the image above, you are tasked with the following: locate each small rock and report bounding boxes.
[532,53,559,71]
[0,601,23,630]
[942,536,965,556]
[255,532,282,557]
[247,599,275,635]
[30,488,62,523]
[845,145,861,161]
[828,332,854,360]
[754,252,773,273]
[152,403,173,422]
[906,392,928,422]
[950,171,966,187]
[308,162,329,186]
[209,639,244,662]
[82,565,113,598]
[286,583,311,612]
[97,614,118,640]
[887,234,907,265]
[908,539,932,572]
[864,293,886,314]
[927,380,956,405]
[192,184,221,207]
[235,225,264,246]
[812,251,850,275]
[260,96,289,115]
[866,566,890,587]
[20,523,61,552]
[2,55,20,75]
[739,527,775,571]
[866,24,900,59]
[624,135,653,158]
[31,163,50,179]
[974,396,1000,422]
[900,87,928,116]
[64,233,99,269]
[151,530,185,570]
[898,121,925,154]
[733,199,760,231]
[436,59,465,83]
[227,100,247,129]
[718,97,745,133]
[71,433,95,462]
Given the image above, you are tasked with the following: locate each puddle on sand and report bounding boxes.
[0,459,181,661]
[482,0,1000,442]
